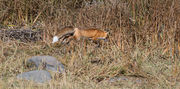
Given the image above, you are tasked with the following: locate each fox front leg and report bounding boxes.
[92,40,101,47]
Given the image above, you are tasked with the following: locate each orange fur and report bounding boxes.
[72,28,108,41]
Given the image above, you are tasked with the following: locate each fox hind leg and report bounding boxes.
[65,36,76,44]
[60,33,74,44]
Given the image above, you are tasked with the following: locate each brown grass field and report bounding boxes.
[0,0,180,89]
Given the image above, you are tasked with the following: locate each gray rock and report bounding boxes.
[17,70,52,83]
[109,76,128,82]
[0,29,42,42]
[27,56,65,73]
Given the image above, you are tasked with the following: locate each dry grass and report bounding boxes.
[0,0,180,89]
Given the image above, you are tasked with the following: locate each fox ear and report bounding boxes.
[104,28,111,32]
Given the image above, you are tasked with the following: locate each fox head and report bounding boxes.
[103,28,111,42]
[104,32,109,42]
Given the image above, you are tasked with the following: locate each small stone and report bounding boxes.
[109,76,128,82]
[17,70,52,83]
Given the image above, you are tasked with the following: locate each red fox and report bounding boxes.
[70,28,108,42]
[52,26,74,43]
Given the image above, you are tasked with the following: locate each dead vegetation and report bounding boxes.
[0,0,180,89]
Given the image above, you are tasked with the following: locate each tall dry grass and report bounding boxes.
[0,0,180,88]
